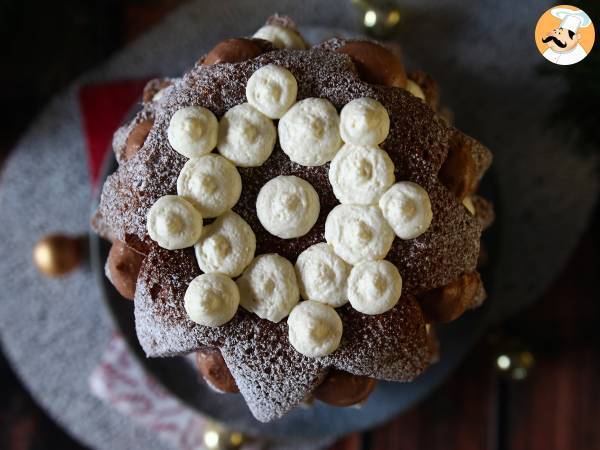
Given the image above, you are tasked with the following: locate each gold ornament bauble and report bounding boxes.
[351,0,401,37]
[202,421,245,450]
[33,234,84,277]
[490,334,535,381]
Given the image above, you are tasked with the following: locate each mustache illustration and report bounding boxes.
[542,35,567,48]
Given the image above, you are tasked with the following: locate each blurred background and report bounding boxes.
[0,0,598,449]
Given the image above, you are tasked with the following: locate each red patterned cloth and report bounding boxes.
[89,336,211,450]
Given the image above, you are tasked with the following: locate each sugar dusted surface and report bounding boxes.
[93,37,492,422]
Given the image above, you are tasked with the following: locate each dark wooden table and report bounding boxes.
[1,1,598,449]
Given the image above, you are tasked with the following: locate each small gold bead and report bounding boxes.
[364,10,378,27]
[203,421,245,450]
[228,432,245,447]
[352,0,402,37]
[33,234,84,277]
[494,347,535,381]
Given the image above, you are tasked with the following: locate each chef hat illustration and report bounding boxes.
[551,7,592,33]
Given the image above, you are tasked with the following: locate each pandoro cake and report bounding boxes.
[93,15,493,422]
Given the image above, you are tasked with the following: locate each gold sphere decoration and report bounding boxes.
[495,349,535,380]
[202,421,245,450]
[490,334,535,381]
[33,234,84,277]
[351,0,401,37]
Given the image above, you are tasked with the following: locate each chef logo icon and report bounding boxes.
[535,5,595,65]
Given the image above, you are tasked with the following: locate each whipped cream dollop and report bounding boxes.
[237,254,300,323]
[406,80,426,101]
[184,273,240,327]
[194,211,256,278]
[378,181,433,239]
[176,154,241,218]
[256,175,320,239]
[278,98,342,166]
[325,204,394,265]
[253,24,306,50]
[462,196,476,215]
[347,260,402,315]
[152,88,168,103]
[339,97,390,146]
[329,143,395,205]
[295,243,351,308]
[167,106,218,158]
[246,64,298,119]
[217,102,276,167]
[287,300,343,358]
[146,195,203,250]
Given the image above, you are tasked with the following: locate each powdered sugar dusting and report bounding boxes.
[93,35,492,422]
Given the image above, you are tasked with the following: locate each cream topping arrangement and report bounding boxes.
[93,16,495,422]
[194,211,256,278]
[324,204,395,265]
[245,64,298,119]
[329,143,395,205]
[252,24,307,50]
[295,243,351,308]
[339,97,390,146]
[405,79,426,101]
[146,195,203,250]
[462,195,476,215]
[145,61,436,358]
[176,154,241,218]
[378,181,433,240]
[217,102,277,167]
[184,273,240,327]
[236,253,300,323]
[167,106,218,158]
[151,87,167,103]
[278,98,342,166]
[287,300,343,358]
[347,260,403,315]
[256,175,320,239]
